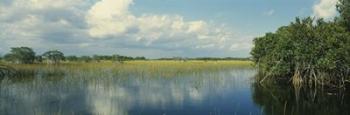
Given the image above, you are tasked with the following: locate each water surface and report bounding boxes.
[0,67,349,115]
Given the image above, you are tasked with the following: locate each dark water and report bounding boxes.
[0,68,349,115]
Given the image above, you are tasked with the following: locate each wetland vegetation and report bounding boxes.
[0,55,257,114]
[251,0,350,89]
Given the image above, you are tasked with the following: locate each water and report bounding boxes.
[0,68,349,115]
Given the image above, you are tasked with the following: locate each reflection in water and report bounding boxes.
[3,67,349,115]
[0,68,260,115]
[86,69,259,115]
[252,81,350,115]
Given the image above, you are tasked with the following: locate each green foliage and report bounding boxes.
[337,0,350,31]
[66,55,147,62]
[4,47,36,64]
[134,56,146,60]
[66,56,78,62]
[251,17,350,85]
[252,1,350,87]
[80,56,92,62]
[111,54,134,62]
[35,56,43,63]
[42,50,65,64]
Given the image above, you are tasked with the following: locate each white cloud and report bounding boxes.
[313,0,338,19]
[86,0,249,52]
[0,0,253,57]
[0,0,88,48]
[86,0,135,37]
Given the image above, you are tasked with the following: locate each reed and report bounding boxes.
[6,60,253,78]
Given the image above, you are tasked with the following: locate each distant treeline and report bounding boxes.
[65,55,146,62]
[0,47,250,64]
[251,0,350,87]
[0,47,146,64]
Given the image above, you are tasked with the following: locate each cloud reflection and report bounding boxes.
[0,69,256,114]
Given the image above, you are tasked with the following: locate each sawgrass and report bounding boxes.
[8,60,253,78]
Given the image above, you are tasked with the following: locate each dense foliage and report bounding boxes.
[337,0,350,31]
[251,1,350,86]
[42,50,65,64]
[4,47,36,64]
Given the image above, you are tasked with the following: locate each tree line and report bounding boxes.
[251,0,350,87]
[0,47,250,64]
[0,47,146,64]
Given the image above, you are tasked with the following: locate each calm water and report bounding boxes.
[0,68,349,115]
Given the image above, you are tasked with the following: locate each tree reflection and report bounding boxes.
[252,77,350,115]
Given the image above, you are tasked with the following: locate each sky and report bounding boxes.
[0,0,339,58]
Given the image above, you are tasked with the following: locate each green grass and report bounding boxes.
[9,60,253,78]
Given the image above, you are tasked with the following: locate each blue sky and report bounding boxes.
[0,0,339,58]
[132,0,314,33]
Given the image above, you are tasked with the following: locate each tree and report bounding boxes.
[337,0,350,31]
[4,47,36,64]
[251,0,350,87]
[134,56,146,60]
[80,56,92,62]
[112,55,123,63]
[35,55,43,63]
[42,50,65,64]
[251,17,350,86]
[66,56,78,62]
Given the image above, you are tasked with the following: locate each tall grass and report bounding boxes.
[7,60,253,78]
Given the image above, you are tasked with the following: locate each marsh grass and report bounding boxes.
[7,60,253,79]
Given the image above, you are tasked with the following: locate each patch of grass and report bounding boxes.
[9,60,253,78]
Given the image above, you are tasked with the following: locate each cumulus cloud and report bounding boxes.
[0,0,91,53]
[0,0,87,40]
[313,0,339,19]
[86,0,135,37]
[86,0,245,52]
[0,0,252,57]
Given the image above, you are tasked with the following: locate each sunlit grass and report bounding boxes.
[8,60,253,78]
